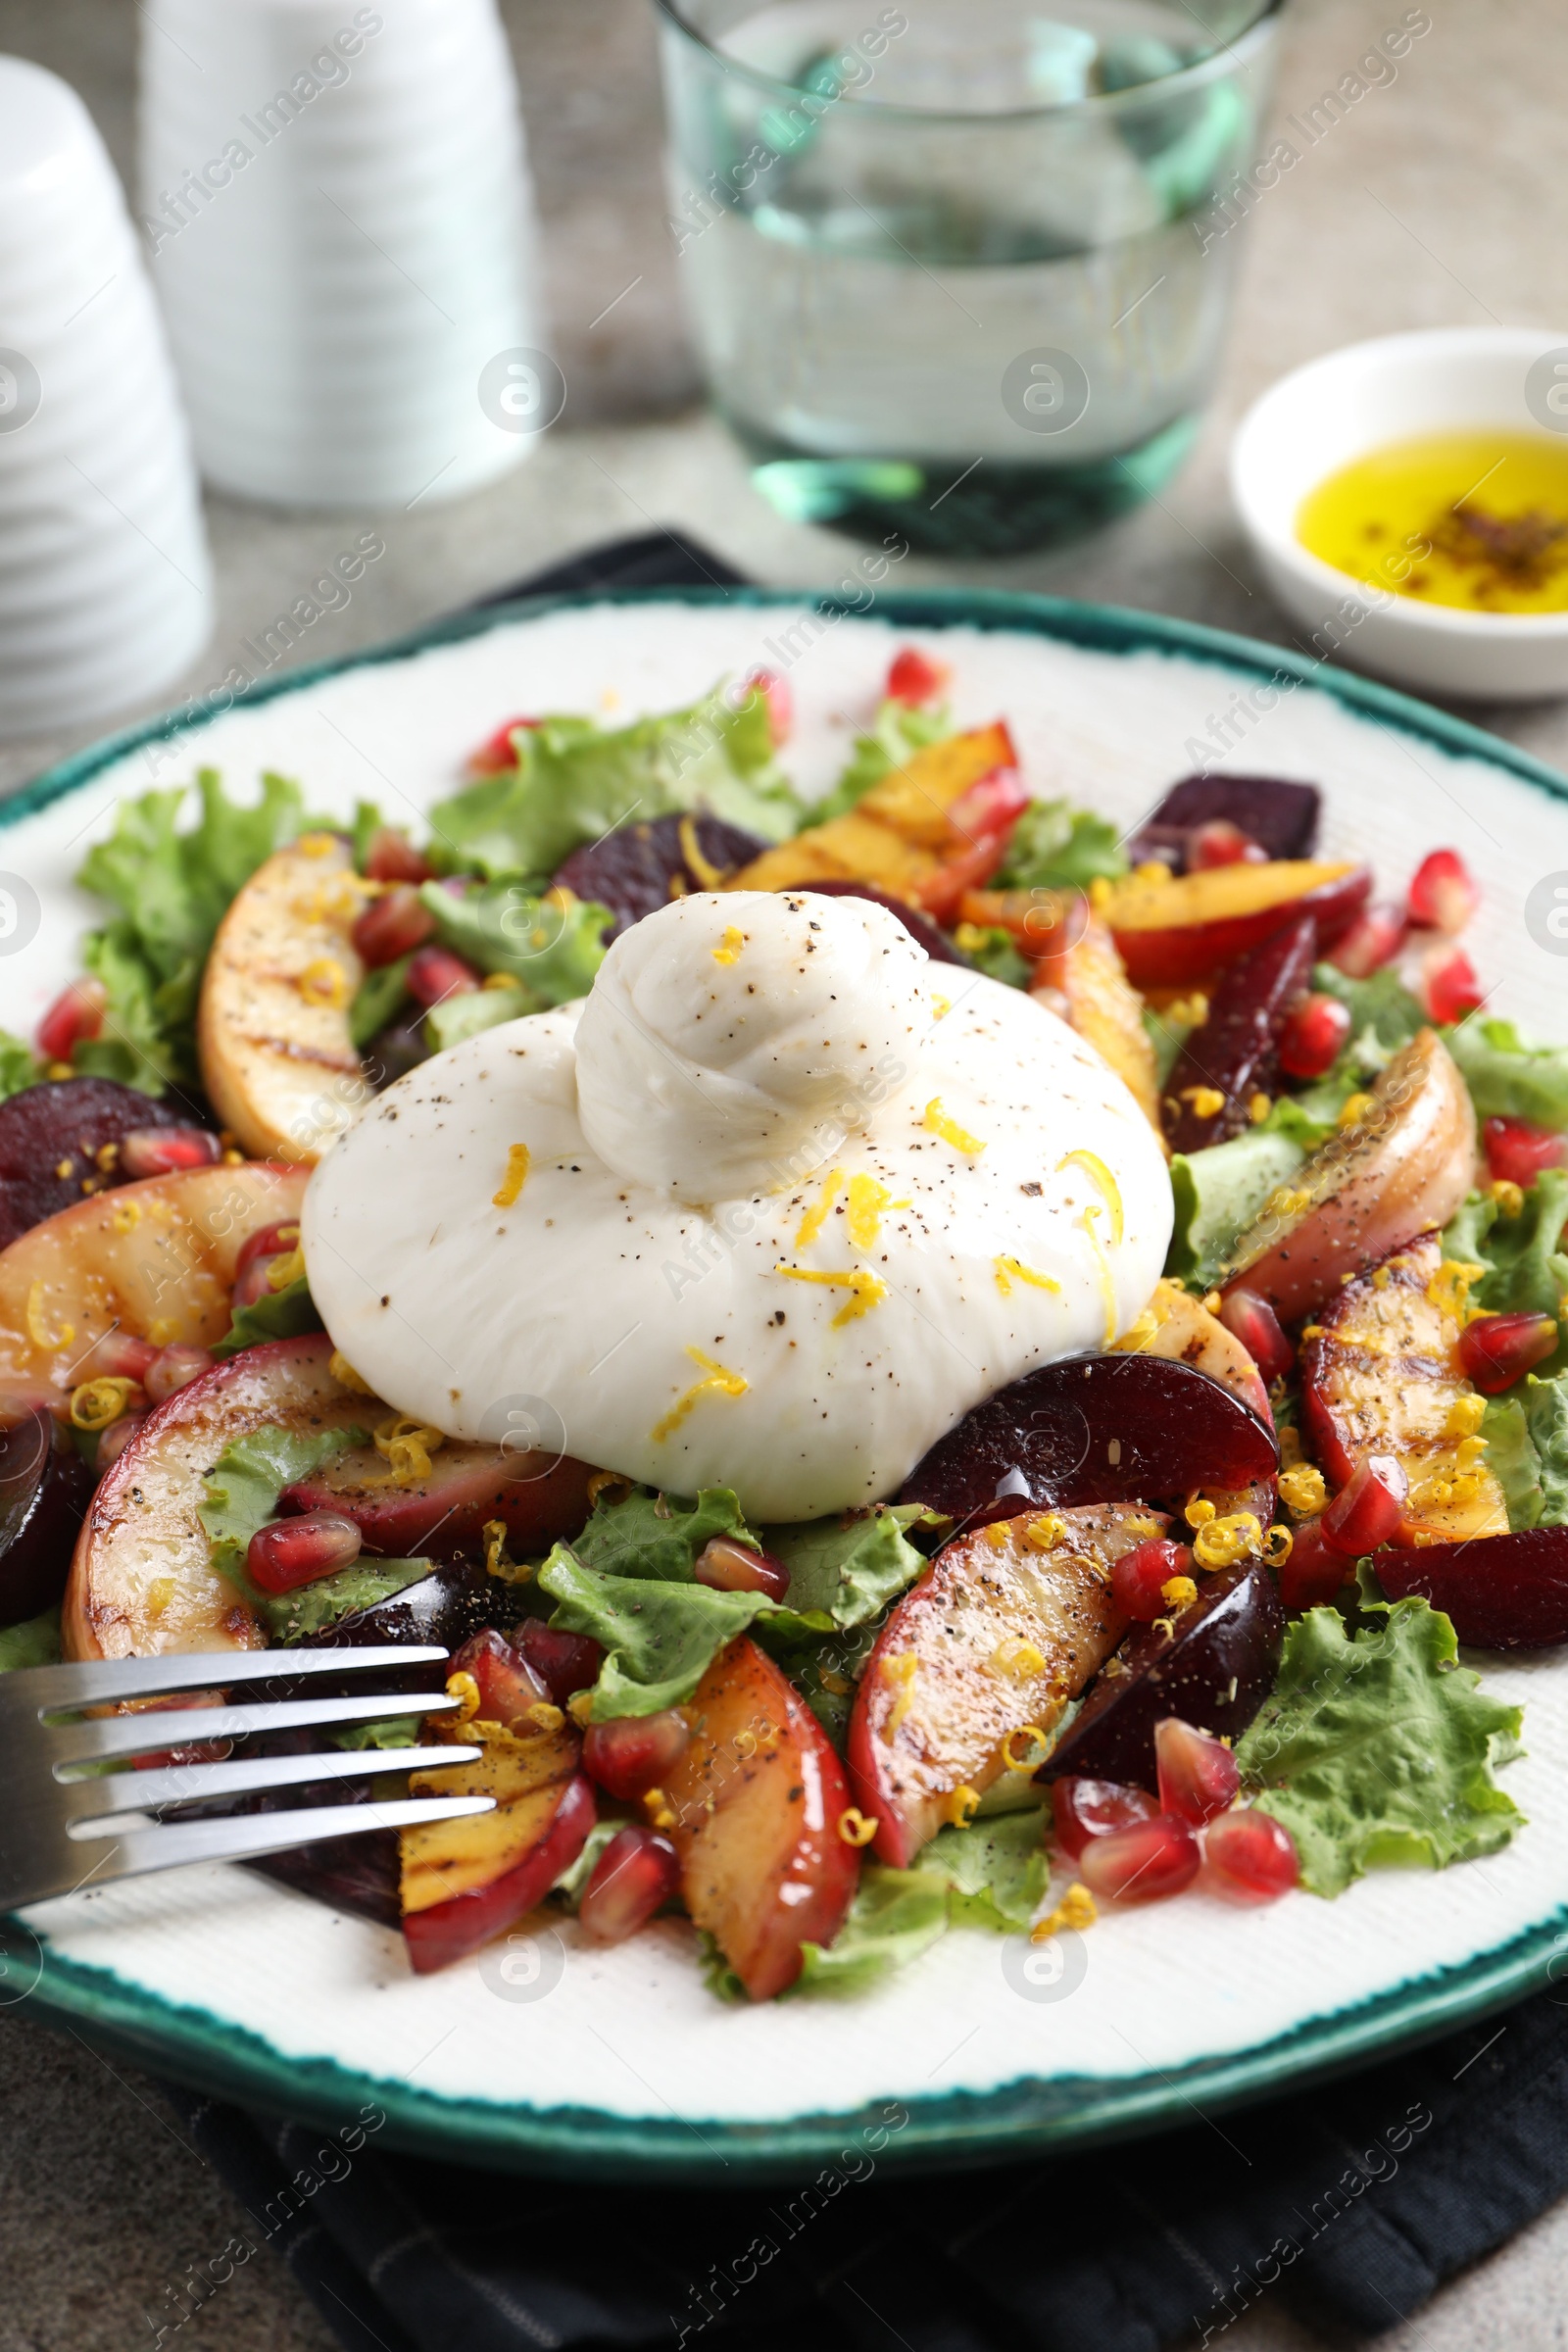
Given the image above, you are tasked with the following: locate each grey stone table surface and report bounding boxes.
[3,1,1568,2347]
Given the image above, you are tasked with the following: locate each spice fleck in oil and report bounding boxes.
[1297,432,1568,614]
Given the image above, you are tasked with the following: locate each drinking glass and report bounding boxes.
[654,0,1282,555]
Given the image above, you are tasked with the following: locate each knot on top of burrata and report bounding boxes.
[572,890,935,1202]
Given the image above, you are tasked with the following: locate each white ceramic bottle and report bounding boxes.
[0,55,212,739]
[138,0,555,510]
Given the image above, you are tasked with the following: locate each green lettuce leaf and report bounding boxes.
[328,1712,421,1751]
[951,922,1030,989]
[350,954,414,1048]
[997,797,1128,892]
[0,1605,61,1670]
[538,1544,775,1718]
[1312,961,1426,1055]
[551,1819,623,1909]
[74,768,315,1091]
[760,1503,933,1631]
[426,687,801,884]
[810,699,952,824]
[422,984,531,1054]
[197,1420,367,1628]
[1236,1596,1524,1897]
[0,1030,38,1100]
[795,1809,1049,1993]
[1446,1016,1568,1129]
[571,1484,755,1582]
[1482,1371,1568,1531]
[1167,1130,1303,1289]
[1444,1170,1568,1374]
[266,1557,436,1645]
[211,1273,323,1360]
[419,879,612,1006]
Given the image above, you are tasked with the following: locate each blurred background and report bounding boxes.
[3,3,1567,2346]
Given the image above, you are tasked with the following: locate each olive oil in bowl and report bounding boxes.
[1297,431,1568,615]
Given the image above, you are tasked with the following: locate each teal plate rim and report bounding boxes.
[9,580,1568,2182]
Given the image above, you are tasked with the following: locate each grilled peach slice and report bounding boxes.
[1119,1279,1270,1421]
[402,1723,594,1974]
[0,1159,305,1416]
[198,833,369,1164]
[1030,913,1162,1137]
[848,1503,1164,1867]
[1105,858,1370,988]
[1219,1029,1476,1324]
[1299,1234,1507,1546]
[282,1435,593,1559]
[63,1333,370,1659]
[662,1637,858,1999]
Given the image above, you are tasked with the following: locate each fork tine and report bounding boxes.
[60,1794,494,1890]
[50,1690,463,1766]
[12,1645,453,1711]
[66,1743,483,1819]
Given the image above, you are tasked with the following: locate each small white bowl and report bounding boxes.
[1231,326,1568,702]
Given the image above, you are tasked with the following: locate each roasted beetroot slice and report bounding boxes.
[900,1352,1278,1521]
[1037,1560,1284,1792]
[0,1410,96,1628]
[1376,1528,1568,1649]
[1127,775,1321,874]
[553,812,768,941]
[787,879,968,965]
[0,1078,196,1248]
[1162,915,1317,1152]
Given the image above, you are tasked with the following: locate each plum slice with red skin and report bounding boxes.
[1126,775,1320,874]
[1162,915,1317,1152]
[403,1773,597,1975]
[899,1351,1277,1523]
[1037,1559,1284,1795]
[0,1077,196,1250]
[1376,1529,1568,1649]
[283,1435,594,1560]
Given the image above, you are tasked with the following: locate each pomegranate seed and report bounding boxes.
[364,828,433,886]
[578,1826,681,1943]
[407,945,480,1008]
[143,1344,214,1403]
[119,1125,222,1178]
[85,1332,158,1382]
[1484,1116,1568,1187]
[1328,903,1405,978]
[1189,819,1265,870]
[1110,1537,1191,1623]
[96,1412,145,1470]
[693,1535,791,1600]
[1154,1717,1240,1827]
[448,1628,551,1728]
[246,1511,364,1594]
[1407,848,1479,935]
[1321,1453,1408,1555]
[1278,1518,1351,1610]
[231,1248,299,1309]
[886,647,950,707]
[235,1221,301,1281]
[1203,1808,1299,1903]
[1051,1776,1158,1861]
[36,978,107,1063]
[1420,942,1484,1025]
[742,665,792,746]
[581,1708,690,1800]
[1277,991,1352,1080]
[466,715,538,776]
[352,884,434,968]
[1217,1287,1295,1384]
[1077,1812,1200,1904]
[1459,1310,1559,1395]
[513,1618,604,1705]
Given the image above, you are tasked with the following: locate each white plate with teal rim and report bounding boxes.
[8,586,1568,2180]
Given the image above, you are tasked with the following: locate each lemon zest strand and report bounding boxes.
[775,1265,889,1328]
[995,1254,1062,1298]
[845,1173,894,1250]
[1056,1150,1124,1245]
[795,1167,843,1248]
[678,814,726,891]
[492,1143,530,1209]
[711,924,745,966]
[25,1283,73,1351]
[650,1347,749,1444]
[924,1098,985,1155]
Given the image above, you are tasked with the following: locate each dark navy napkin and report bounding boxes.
[158,534,1568,2352]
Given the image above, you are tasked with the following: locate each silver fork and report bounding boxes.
[0,1645,493,1910]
